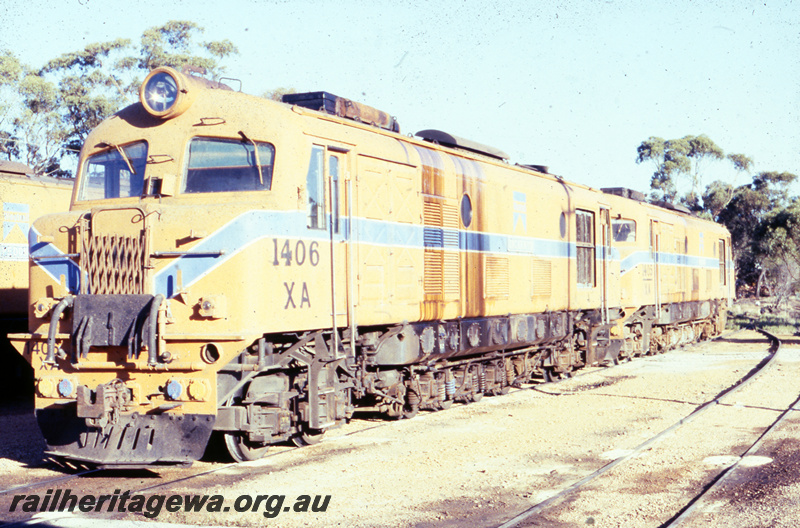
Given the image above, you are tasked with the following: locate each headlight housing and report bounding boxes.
[139,67,194,119]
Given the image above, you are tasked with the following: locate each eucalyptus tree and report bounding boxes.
[0,20,238,177]
[717,171,798,295]
[0,50,67,174]
[636,134,726,206]
[753,198,800,303]
[702,153,754,219]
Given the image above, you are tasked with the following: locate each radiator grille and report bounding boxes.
[83,233,146,294]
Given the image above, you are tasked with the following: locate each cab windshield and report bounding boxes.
[183,137,275,193]
[78,142,148,201]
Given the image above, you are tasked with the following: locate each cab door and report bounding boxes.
[305,144,349,354]
[650,219,661,316]
[327,148,349,355]
[599,207,616,324]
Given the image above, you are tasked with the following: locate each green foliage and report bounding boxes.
[636,134,724,206]
[753,200,800,303]
[262,87,297,102]
[0,50,23,88]
[0,131,20,160]
[138,21,238,76]
[716,170,798,296]
[702,180,734,218]
[637,132,798,299]
[727,153,753,173]
[0,20,238,177]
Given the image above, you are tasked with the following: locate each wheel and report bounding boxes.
[224,432,269,462]
[403,404,420,419]
[471,391,483,403]
[438,399,452,410]
[291,425,325,447]
[542,367,556,383]
[403,388,420,419]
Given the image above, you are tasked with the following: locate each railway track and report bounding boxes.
[0,411,398,525]
[1,330,792,527]
[496,329,791,528]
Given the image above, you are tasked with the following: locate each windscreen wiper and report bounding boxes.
[238,130,264,186]
[99,141,136,175]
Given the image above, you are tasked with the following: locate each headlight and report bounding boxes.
[143,71,178,112]
[139,67,194,119]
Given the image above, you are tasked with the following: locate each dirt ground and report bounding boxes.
[2,330,799,527]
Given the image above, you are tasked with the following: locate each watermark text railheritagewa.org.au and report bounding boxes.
[8,489,331,519]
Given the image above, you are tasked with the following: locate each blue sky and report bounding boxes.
[1,0,798,195]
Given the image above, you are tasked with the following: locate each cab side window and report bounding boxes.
[611,219,636,242]
[576,209,595,287]
[307,145,325,229]
[183,137,274,194]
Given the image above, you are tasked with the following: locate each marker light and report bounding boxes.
[58,378,74,398]
[166,379,183,400]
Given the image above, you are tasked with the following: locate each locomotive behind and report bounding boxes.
[10,67,733,466]
[1,162,73,399]
[0,162,74,319]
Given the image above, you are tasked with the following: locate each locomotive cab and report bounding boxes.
[12,67,354,465]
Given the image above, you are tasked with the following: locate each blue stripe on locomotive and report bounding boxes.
[29,211,730,299]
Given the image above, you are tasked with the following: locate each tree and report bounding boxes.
[701,153,753,219]
[637,136,677,202]
[684,135,724,204]
[0,20,238,177]
[39,38,134,156]
[716,171,798,296]
[263,87,297,102]
[636,134,726,206]
[0,50,68,174]
[753,201,800,305]
[136,21,237,77]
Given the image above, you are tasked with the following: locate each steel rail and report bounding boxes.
[495,329,780,528]
[0,468,101,497]
[659,329,788,528]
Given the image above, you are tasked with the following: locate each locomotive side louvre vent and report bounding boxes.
[423,201,459,297]
[484,255,510,299]
[531,258,552,297]
[442,204,460,297]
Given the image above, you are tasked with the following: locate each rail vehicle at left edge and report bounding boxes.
[9,67,734,468]
[0,162,73,400]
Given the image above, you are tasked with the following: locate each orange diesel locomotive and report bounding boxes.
[11,68,733,466]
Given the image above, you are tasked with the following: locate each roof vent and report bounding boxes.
[416,129,509,160]
[517,164,549,174]
[282,91,399,132]
[653,200,692,214]
[601,187,646,202]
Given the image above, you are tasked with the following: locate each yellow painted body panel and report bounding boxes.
[0,174,73,316]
